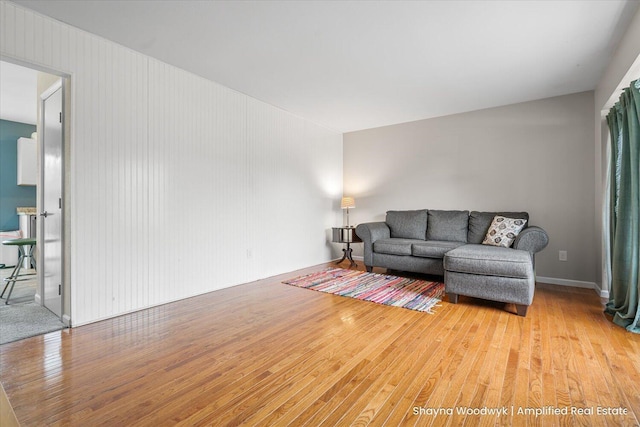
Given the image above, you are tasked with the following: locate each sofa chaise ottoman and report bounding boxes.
[355,210,548,315]
[443,245,536,316]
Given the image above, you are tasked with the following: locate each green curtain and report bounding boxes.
[605,79,640,334]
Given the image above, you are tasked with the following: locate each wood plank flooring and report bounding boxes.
[1,261,639,426]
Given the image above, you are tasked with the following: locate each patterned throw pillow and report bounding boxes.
[482,216,527,247]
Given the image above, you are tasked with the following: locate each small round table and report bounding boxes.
[332,227,362,267]
[1,238,37,304]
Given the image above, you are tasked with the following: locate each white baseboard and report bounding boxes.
[596,286,609,299]
[536,276,608,298]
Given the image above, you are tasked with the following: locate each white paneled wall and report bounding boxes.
[1,1,343,325]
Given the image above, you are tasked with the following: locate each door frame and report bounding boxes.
[1,55,71,325]
[38,78,65,321]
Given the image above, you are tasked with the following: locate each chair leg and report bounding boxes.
[0,275,11,298]
[4,278,18,304]
[1,260,22,298]
[448,293,459,304]
[28,244,36,270]
[365,266,373,273]
[2,248,25,304]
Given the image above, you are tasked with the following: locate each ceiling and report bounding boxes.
[0,61,37,125]
[13,0,640,133]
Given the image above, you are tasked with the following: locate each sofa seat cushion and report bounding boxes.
[443,244,533,279]
[373,238,421,256]
[412,240,465,259]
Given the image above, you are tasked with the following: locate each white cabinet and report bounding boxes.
[17,137,37,186]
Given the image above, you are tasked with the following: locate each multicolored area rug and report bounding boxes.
[283,268,444,314]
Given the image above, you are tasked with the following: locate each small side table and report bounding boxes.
[332,226,362,267]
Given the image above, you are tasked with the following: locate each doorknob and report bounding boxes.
[40,211,49,218]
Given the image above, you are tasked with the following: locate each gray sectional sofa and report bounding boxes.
[355,210,548,316]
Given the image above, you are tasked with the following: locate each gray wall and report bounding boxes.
[344,91,595,284]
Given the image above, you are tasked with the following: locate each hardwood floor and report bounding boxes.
[1,261,639,426]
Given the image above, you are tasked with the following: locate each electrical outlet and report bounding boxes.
[559,250,567,261]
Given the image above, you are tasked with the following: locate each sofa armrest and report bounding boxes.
[513,226,549,254]
[355,222,390,266]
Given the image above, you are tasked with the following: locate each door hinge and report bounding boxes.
[59,112,62,123]
[59,197,62,209]
[58,284,61,295]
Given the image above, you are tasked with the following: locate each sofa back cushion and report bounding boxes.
[426,210,469,242]
[386,210,428,239]
[467,211,529,244]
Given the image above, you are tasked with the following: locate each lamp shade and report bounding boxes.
[340,197,355,209]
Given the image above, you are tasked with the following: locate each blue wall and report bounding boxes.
[0,119,37,231]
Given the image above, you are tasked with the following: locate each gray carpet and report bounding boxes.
[0,302,66,345]
[0,267,65,345]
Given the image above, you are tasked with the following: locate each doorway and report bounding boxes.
[0,59,69,336]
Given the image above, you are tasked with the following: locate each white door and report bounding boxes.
[41,81,63,318]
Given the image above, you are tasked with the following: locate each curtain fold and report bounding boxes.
[602,131,612,298]
[605,79,640,334]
